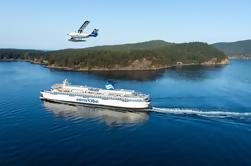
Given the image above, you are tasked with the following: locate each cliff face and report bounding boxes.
[201,57,229,66]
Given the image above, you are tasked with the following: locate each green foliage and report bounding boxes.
[0,41,227,69]
[212,40,251,56]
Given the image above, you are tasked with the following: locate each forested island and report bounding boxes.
[0,40,229,71]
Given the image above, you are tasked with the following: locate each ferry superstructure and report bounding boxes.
[40,79,151,110]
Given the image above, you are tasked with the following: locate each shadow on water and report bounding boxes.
[49,65,226,81]
[48,68,166,81]
[42,101,149,126]
[89,70,166,81]
[165,65,226,80]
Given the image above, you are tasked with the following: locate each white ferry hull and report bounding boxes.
[40,91,151,110]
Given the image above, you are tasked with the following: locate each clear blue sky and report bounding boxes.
[1,0,250,49]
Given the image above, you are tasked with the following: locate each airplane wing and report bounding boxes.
[78,20,90,33]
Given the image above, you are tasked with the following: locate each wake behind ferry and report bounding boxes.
[40,79,151,110]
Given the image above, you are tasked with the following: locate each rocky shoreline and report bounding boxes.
[229,55,251,60]
[0,57,229,71]
[0,57,230,71]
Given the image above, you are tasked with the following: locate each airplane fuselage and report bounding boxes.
[68,32,90,38]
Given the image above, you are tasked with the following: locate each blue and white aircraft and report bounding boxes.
[68,20,98,42]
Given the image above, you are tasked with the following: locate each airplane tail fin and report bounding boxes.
[89,29,98,37]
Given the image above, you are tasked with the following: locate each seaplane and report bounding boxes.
[68,20,98,42]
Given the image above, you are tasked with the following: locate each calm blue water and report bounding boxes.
[0,60,251,166]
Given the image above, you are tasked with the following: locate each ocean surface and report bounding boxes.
[0,60,251,166]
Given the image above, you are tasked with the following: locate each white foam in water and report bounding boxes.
[151,107,251,119]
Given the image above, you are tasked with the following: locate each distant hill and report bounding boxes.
[212,40,251,59]
[0,40,228,71]
[0,49,44,59]
[86,40,171,50]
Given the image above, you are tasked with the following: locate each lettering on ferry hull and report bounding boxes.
[76,98,99,104]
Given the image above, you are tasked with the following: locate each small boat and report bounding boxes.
[40,79,151,110]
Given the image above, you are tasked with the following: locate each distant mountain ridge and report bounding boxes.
[212,40,251,59]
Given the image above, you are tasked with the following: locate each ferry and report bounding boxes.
[40,79,151,110]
